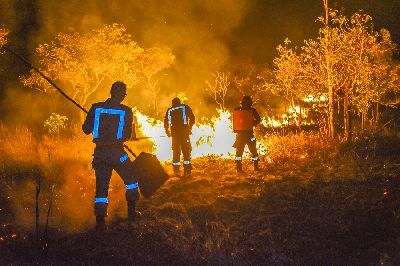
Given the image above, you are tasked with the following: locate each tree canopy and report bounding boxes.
[0,27,9,48]
[20,24,175,117]
[269,10,399,139]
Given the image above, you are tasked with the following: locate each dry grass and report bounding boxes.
[260,131,334,163]
[1,125,400,264]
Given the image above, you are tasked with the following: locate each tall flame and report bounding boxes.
[133,108,266,162]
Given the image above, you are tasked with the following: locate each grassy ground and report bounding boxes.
[0,126,399,265]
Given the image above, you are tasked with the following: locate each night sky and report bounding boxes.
[0,0,399,121]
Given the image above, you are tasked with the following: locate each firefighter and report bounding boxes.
[164,97,195,176]
[82,81,139,231]
[232,95,261,172]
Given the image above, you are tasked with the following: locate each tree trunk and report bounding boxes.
[35,171,41,251]
[328,86,335,138]
[343,90,349,141]
[361,112,365,132]
[374,103,379,130]
[153,91,158,117]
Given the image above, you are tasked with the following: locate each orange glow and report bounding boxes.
[134,108,268,162]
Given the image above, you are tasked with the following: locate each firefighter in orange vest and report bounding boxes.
[82,81,139,230]
[164,97,196,176]
[232,95,261,172]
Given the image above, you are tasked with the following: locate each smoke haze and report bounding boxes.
[0,0,399,122]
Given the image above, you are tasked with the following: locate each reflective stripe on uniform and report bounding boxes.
[252,157,259,161]
[93,108,126,139]
[167,106,188,126]
[183,161,191,165]
[235,156,242,161]
[250,137,256,142]
[120,154,129,163]
[172,162,181,166]
[126,182,139,190]
[94,197,108,204]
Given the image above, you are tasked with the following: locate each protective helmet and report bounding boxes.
[241,95,253,107]
[110,81,127,98]
[172,97,181,106]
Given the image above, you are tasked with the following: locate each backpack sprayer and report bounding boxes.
[3,46,169,197]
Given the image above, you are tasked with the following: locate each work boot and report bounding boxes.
[183,166,192,176]
[253,160,260,171]
[127,201,141,222]
[236,162,243,173]
[96,216,107,232]
[173,166,180,176]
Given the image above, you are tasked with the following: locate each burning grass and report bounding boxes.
[0,123,400,264]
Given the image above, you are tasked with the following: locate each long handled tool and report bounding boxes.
[4,45,169,197]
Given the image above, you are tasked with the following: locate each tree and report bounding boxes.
[272,39,311,108]
[229,59,268,107]
[205,71,231,110]
[20,24,175,121]
[0,26,9,49]
[347,26,399,131]
[322,12,399,137]
[138,47,175,116]
[271,10,399,139]
[20,24,143,121]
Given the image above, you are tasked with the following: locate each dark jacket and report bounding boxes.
[82,98,133,145]
[164,104,195,136]
[234,106,261,133]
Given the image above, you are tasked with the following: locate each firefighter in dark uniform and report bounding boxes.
[82,81,139,230]
[164,97,195,176]
[233,96,261,172]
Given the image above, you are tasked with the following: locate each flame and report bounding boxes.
[133,108,267,162]
[262,94,329,128]
[132,93,328,162]
[303,94,328,103]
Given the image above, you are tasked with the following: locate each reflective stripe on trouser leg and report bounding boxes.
[235,156,242,161]
[252,157,259,161]
[172,137,182,165]
[183,160,191,169]
[120,154,129,163]
[94,197,108,217]
[172,162,181,172]
[93,163,112,217]
[125,182,139,202]
[126,182,139,190]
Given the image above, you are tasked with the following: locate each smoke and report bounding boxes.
[1,0,398,121]
[30,0,250,113]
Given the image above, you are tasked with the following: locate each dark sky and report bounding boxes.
[0,0,399,121]
[2,0,399,64]
[231,0,400,63]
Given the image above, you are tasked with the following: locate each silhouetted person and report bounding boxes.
[232,96,261,172]
[82,81,139,231]
[164,97,195,176]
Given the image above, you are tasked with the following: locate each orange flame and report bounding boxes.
[134,108,268,162]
